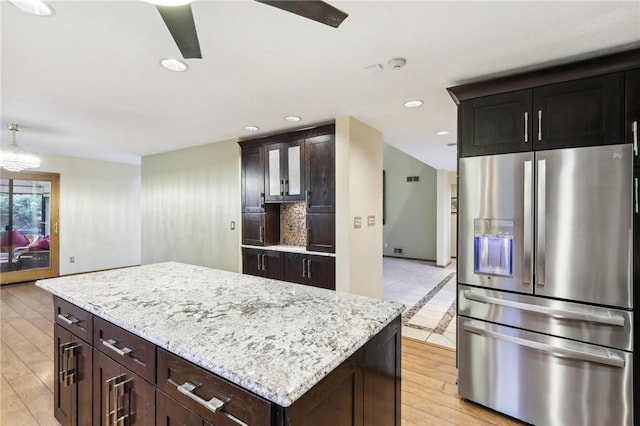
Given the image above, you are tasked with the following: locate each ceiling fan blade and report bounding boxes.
[156,4,202,59]
[255,1,348,28]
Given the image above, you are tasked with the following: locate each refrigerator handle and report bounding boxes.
[523,160,532,286]
[536,159,546,287]
[463,321,625,368]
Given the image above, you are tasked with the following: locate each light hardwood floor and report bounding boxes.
[0,282,522,425]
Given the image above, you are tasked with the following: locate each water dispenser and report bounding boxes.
[474,219,513,277]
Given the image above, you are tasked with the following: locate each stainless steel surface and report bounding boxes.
[537,109,542,140]
[459,152,534,293]
[635,177,638,214]
[458,318,634,426]
[463,290,625,327]
[177,381,227,413]
[535,158,546,287]
[57,313,78,325]
[535,144,632,308]
[524,112,528,143]
[523,160,532,286]
[459,285,634,351]
[102,339,133,357]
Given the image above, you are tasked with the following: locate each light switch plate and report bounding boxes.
[367,215,375,226]
[354,216,362,229]
[230,221,235,230]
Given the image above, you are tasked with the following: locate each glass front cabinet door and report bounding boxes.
[265,140,305,202]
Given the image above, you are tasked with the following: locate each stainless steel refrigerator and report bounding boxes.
[457,143,634,425]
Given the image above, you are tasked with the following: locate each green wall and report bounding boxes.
[383,144,437,260]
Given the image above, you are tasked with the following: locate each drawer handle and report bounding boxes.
[102,338,134,357]
[57,313,79,326]
[177,381,228,413]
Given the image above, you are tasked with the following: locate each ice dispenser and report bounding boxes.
[474,219,513,277]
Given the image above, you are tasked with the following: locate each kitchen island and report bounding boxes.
[37,262,404,425]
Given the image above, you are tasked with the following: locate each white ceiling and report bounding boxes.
[2,1,639,170]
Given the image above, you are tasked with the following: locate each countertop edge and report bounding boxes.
[241,244,336,257]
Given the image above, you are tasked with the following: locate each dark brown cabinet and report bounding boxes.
[306,213,335,253]
[460,90,532,156]
[54,324,93,426]
[93,349,155,426]
[241,210,280,246]
[242,145,266,213]
[265,140,305,202]
[305,134,335,213]
[626,69,640,164]
[459,74,623,156]
[242,247,284,280]
[156,391,210,426]
[284,252,335,290]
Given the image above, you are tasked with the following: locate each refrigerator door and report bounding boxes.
[459,152,534,293]
[458,318,634,426]
[535,144,632,308]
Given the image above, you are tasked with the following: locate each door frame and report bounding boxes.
[1,170,60,284]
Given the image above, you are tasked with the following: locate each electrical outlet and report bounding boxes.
[70,256,75,263]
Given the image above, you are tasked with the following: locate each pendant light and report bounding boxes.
[0,124,41,172]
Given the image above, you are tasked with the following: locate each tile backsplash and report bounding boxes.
[280,202,306,246]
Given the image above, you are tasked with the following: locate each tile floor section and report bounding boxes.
[383,257,457,350]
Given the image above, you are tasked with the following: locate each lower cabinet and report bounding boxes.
[284,253,335,290]
[93,349,155,426]
[243,247,285,280]
[54,324,93,426]
[156,390,212,426]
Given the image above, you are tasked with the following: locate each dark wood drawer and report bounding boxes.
[157,348,272,426]
[54,296,93,344]
[93,317,156,383]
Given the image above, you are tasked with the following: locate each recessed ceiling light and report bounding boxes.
[160,58,188,72]
[436,130,451,136]
[403,100,423,108]
[142,0,193,6]
[8,0,54,16]
[244,126,260,132]
[284,116,301,123]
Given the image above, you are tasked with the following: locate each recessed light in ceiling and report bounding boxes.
[142,0,193,6]
[8,0,54,16]
[160,58,188,72]
[436,130,450,136]
[284,116,301,123]
[244,126,260,132]
[403,100,423,108]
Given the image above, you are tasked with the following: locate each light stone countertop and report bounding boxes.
[36,262,403,407]
[241,244,336,257]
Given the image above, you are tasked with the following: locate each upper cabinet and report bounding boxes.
[305,134,336,213]
[460,90,532,156]
[626,69,640,165]
[459,74,623,157]
[449,49,640,158]
[532,73,622,151]
[241,145,265,213]
[265,140,305,202]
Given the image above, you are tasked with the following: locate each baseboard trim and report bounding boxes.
[383,255,436,263]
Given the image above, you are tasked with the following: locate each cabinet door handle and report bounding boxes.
[524,112,528,143]
[106,374,132,426]
[259,226,264,243]
[59,342,79,386]
[537,110,543,141]
[260,192,265,209]
[280,180,284,196]
[307,259,312,278]
[633,121,638,156]
[257,254,262,270]
[305,190,311,208]
[177,381,228,413]
[285,179,289,196]
[262,254,267,271]
[57,313,79,326]
[302,259,307,277]
[635,178,638,214]
[102,338,134,357]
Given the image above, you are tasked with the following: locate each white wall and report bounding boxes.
[383,144,437,260]
[141,139,241,273]
[335,116,384,299]
[38,154,141,275]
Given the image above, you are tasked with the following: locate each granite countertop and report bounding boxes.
[36,262,403,407]
[241,244,336,257]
